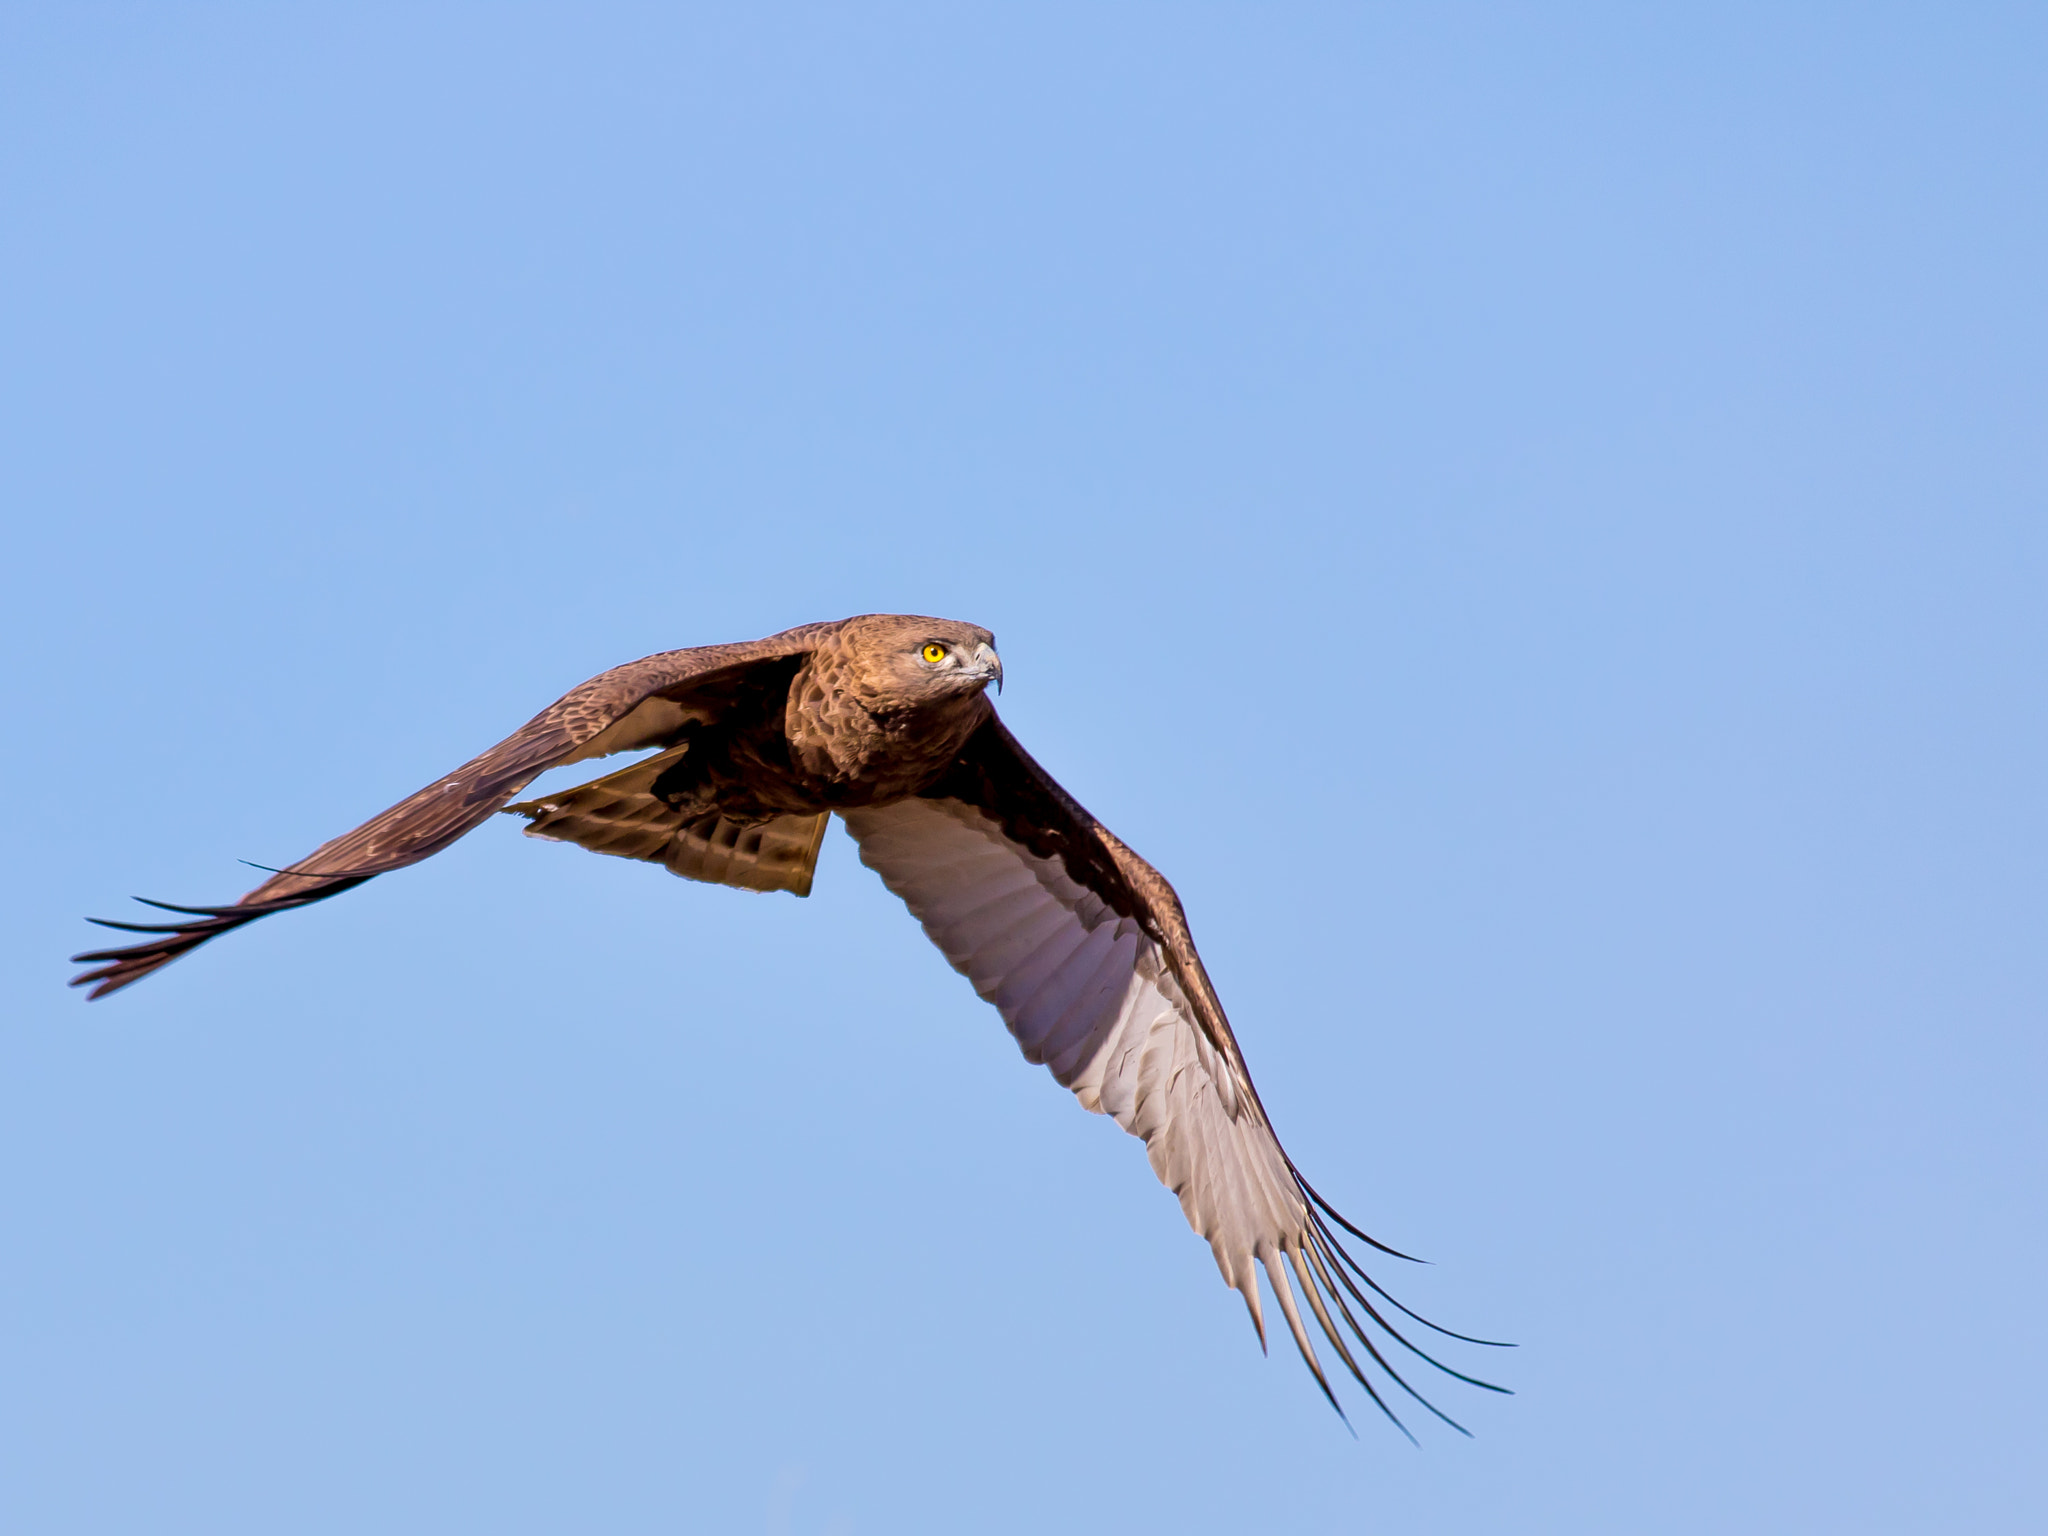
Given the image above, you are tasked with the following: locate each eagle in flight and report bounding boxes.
[73,614,1505,1435]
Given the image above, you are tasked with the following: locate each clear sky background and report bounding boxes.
[3,4,2043,1532]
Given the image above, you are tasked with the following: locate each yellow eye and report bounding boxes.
[920,643,949,664]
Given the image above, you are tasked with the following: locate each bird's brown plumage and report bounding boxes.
[71,612,1505,1433]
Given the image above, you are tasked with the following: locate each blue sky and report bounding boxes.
[3,4,2043,1532]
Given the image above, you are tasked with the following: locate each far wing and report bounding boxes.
[505,747,830,897]
[840,717,1506,1434]
[71,627,830,998]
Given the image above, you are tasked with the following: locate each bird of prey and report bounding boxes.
[73,613,1505,1434]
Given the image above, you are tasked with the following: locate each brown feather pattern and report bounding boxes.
[506,745,829,896]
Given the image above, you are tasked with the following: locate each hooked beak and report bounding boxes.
[971,641,1004,694]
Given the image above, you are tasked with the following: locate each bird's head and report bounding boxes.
[841,614,1003,705]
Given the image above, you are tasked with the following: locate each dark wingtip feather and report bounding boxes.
[1296,1196,1517,1350]
[1290,1166,1429,1262]
[69,952,180,999]
[131,896,259,917]
[1247,1168,1515,1435]
[1303,1236,1484,1435]
[1309,1222,1515,1398]
[70,877,376,1001]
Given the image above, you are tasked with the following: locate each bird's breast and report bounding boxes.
[776,676,990,807]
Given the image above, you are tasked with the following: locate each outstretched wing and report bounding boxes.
[839,717,1508,1434]
[70,627,831,998]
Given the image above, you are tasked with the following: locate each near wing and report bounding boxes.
[839,717,1508,1435]
[70,628,828,999]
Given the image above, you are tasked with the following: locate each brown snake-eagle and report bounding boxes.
[72,613,1507,1434]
